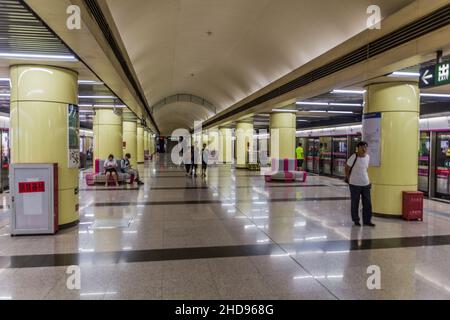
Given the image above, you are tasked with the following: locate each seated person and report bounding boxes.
[104,154,119,187]
[121,153,144,185]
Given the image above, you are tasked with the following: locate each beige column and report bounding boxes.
[270,111,296,159]
[10,65,79,227]
[236,121,254,169]
[123,112,137,167]
[365,82,420,217]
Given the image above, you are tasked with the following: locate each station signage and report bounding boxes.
[419,62,450,88]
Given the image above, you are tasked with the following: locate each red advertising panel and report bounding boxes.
[18,181,45,193]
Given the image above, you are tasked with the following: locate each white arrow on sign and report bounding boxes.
[422,69,433,85]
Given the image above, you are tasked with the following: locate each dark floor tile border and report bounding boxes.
[80,184,328,192]
[148,186,211,190]
[2,234,450,269]
[89,197,351,207]
[150,175,262,179]
[79,188,141,192]
[234,184,327,189]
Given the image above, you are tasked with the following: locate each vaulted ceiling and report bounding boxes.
[105,0,414,135]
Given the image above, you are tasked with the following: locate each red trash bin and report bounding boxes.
[402,191,423,221]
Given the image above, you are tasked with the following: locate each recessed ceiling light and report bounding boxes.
[331,89,366,94]
[0,52,77,61]
[92,104,126,108]
[271,109,297,112]
[390,71,420,77]
[296,102,328,106]
[78,80,104,85]
[78,95,116,99]
[329,103,362,107]
[302,110,353,114]
[420,93,450,98]
[327,111,354,114]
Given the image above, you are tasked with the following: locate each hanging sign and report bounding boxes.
[419,62,450,88]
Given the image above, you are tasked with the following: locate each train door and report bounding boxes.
[348,134,361,157]
[306,138,315,172]
[418,132,430,194]
[435,132,450,200]
[313,138,320,174]
[321,137,332,175]
[1,129,9,192]
[332,136,347,178]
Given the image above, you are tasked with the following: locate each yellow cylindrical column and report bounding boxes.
[10,65,79,227]
[236,121,253,169]
[151,134,155,156]
[208,129,219,164]
[219,127,232,164]
[192,132,202,148]
[137,121,144,164]
[148,133,153,156]
[93,108,123,172]
[144,129,149,157]
[270,111,296,159]
[123,112,137,168]
[202,132,209,145]
[364,82,420,217]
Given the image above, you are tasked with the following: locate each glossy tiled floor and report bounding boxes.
[1,154,450,300]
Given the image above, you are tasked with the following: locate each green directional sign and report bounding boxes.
[435,62,450,86]
[420,62,450,88]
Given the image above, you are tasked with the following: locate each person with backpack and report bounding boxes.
[121,153,144,185]
[345,141,375,227]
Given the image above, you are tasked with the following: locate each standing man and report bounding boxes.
[295,142,304,171]
[178,136,184,168]
[345,141,375,227]
[201,143,209,178]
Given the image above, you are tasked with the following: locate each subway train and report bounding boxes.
[0,116,9,192]
[295,115,450,201]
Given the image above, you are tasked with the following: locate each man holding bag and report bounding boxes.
[345,141,375,227]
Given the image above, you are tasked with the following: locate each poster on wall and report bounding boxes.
[362,112,381,167]
[68,104,80,168]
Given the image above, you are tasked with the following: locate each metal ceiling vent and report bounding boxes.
[205,3,450,127]
[0,0,72,55]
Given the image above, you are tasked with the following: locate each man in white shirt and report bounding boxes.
[345,141,375,227]
[201,143,209,178]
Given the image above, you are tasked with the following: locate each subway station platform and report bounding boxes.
[1,154,450,300]
[0,0,449,306]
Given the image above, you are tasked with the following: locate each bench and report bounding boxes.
[264,158,307,182]
[85,159,134,186]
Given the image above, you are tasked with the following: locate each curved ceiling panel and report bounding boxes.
[106,0,414,130]
[152,94,216,114]
[154,102,211,135]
